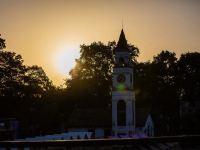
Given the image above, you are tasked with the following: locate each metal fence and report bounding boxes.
[0,135,200,150]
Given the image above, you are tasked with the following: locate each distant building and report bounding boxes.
[20,132,93,141]
[136,108,154,137]
[67,108,111,138]
[0,118,19,140]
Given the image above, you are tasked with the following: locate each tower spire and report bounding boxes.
[117,29,128,48]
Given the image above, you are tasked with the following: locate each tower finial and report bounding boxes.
[122,19,123,29]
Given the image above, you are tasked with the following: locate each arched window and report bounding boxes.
[117,100,126,126]
[147,126,150,136]
[130,74,132,82]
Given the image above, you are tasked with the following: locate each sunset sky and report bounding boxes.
[1,0,200,86]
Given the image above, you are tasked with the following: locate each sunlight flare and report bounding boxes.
[53,46,80,76]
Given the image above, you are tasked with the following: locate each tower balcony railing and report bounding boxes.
[112,91,135,98]
[114,63,133,68]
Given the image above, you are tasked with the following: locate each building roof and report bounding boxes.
[114,29,130,52]
[117,29,127,48]
[67,108,111,128]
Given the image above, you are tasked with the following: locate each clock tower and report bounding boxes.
[112,29,135,137]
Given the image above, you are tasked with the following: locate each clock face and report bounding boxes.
[117,74,126,83]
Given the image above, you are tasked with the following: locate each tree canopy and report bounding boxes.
[66,41,139,108]
[0,35,6,50]
[0,34,200,138]
[0,35,55,138]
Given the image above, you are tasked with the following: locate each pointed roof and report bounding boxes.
[114,29,130,52]
[117,29,128,48]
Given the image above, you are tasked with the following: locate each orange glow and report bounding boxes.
[1,0,200,85]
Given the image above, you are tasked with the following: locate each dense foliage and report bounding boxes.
[66,42,114,107]
[0,35,200,138]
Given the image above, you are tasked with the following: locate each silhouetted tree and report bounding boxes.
[0,36,56,137]
[177,52,200,134]
[152,51,180,135]
[0,51,25,97]
[1,34,199,137]
[66,42,114,108]
[66,41,139,108]
[0,34,6,50]
[134,61,154,107]
[177,52,200,104]
[22,65,53,98]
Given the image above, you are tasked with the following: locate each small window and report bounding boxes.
[119,57,125,65]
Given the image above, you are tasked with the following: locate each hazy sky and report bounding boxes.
[1,0,200,85]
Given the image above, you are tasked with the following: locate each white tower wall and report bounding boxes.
[112,29,136,137]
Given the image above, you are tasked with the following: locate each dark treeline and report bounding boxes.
[0,35,200,138]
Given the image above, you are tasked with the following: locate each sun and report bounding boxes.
[53,47,79,76]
